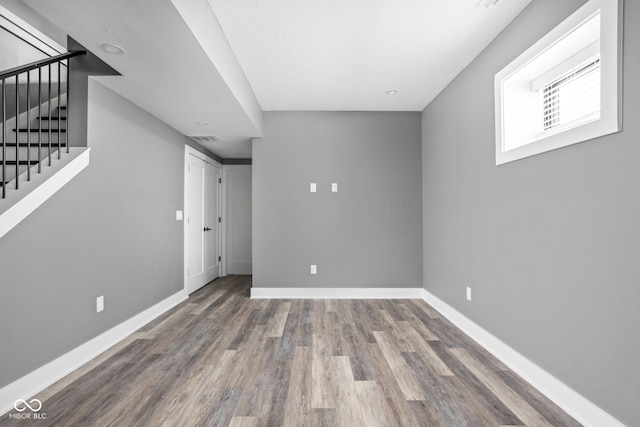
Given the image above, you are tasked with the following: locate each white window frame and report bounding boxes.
[494,0,623,165]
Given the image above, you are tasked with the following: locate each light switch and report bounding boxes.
[310,264,317,275]
[176,210,183,221]
[96,296,104,313]
[331,183,338,192]
[310,183,317,193]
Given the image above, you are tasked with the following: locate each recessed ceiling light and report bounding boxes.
[386,90,398,95]
[101,43,125,54]
[195,121,209,126]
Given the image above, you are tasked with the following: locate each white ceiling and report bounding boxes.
[19,0,532,158]
[209,0,532,111]
[23,0,263,158]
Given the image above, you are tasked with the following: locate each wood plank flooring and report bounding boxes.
[1,276,581,426]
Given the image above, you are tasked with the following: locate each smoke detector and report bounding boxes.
[476,0,503,8]
[188,136,223,144]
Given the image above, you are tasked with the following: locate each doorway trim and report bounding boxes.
[184,145,223,293]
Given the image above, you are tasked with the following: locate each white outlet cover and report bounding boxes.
[310,183,317,193]
[310,264,317,275]
[331,183,338,192]
[96,296,104,313]
[176,210,183,221]
[466,287,472,301]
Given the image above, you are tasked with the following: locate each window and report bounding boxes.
[494,0,622,165]
[541,57,600,133]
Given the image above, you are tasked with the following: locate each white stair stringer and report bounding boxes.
[0,147,90,239]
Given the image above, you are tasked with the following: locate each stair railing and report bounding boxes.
[0,50,85,199]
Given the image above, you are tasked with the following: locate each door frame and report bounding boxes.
[184,145,224,293]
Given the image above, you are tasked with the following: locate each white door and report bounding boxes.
[185,152,221,294]
[204,162,221,282]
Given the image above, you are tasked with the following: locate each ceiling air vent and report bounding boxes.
[476,0,503,8]
[188,135,223,144]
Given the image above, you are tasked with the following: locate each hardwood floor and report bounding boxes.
[1,276,581,426]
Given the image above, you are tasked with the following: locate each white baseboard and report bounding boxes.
[0,289,188,415]
[421,289,625,427]
[251,287,423,299]
[1,282,622,426]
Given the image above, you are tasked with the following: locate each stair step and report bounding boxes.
[38,116,67,120]
[13,128,67,133]
[2,160,40,165]
[1,143,67,147]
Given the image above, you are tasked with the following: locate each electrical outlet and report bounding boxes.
[331,183,338,192]
[310,183,317,193]
[466,287,472,301]
[310,264,317,275]
[96,296,104,313]
[176,210,183,221]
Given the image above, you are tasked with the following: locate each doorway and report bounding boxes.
[184,146,221,294]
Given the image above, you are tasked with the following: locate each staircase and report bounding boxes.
[3,104,68,180]
[1,50,92,240]
[1,51,84,199]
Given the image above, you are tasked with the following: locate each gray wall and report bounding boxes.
[0,79,189,387]
[224,165,252,275]
[68,38,119,148]
[421,0,639,424]
[0,0,68,48]
[253,111,422,288]
[0,27,50,119]
[0,25,47,71]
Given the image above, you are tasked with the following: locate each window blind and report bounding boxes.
[541,58,601,132]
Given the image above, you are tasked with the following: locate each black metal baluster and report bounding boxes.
[2,79,5,199]
[15,74,19,189]
[38,67,42,173]
[27,71,31,181]
[57,61,61,159]
[66,60,70,153]
[0,50,85,197]
[47,64,51,166]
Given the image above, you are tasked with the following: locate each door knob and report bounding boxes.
[203,227,211,232]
